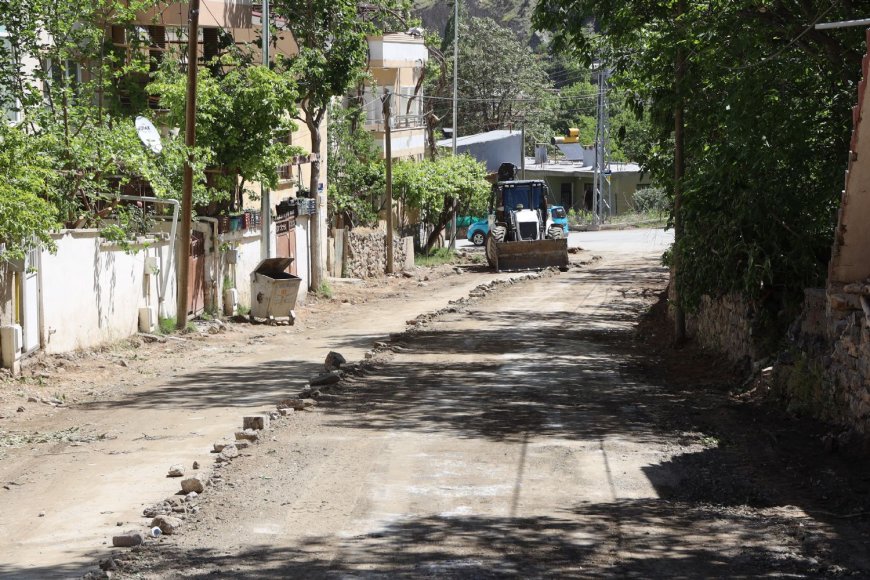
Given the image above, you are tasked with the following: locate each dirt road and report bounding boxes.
[119,232,868,578]
[0,258,541,579]
[6,229,870,578]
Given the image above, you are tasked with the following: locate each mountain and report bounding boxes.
[412,0,538,41]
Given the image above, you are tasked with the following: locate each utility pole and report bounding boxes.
[383,89,394,274]
[260,0,271,260]
[592,64,603,225]
[673,0,687,344]
[449,0,459,251]
[520,120,525,179]
[176,0,200,330]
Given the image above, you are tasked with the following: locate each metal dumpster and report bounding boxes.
[250,257,302,319]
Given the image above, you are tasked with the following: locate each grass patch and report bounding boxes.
[158,317,177,334]
[316,281,333,299]
[415,247,458,267]
[158,317,196,334]
[607,210,669,227]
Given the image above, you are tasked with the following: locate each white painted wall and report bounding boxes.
[385,131,426,157]
[40,230,172,353]
[220,229,263,309]
[295,216,311,302]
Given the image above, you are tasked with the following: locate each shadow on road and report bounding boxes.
[86,503,844,579]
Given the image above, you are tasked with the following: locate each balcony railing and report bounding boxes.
[365,114,426,131]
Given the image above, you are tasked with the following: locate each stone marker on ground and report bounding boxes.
[218,444,239,462]
[151,515,182,535]
[242,415,269,430]
[324,351,346,371]
[235,429,260,442]
[167,464,184,478]
[112,531,143,547]
[181,475,206,494]
[309,370,342,387]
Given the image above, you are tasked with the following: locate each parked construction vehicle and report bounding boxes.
[484,163,569,272]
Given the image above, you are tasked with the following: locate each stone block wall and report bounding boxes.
[686,293,757,368]
[822,283,870,435]
[345,228,409,279]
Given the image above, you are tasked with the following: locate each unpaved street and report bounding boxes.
[5,229,870,578]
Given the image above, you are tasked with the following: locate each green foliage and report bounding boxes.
[158,317,177,335]
[0,124,59,259]
[393,153,489,253]
[148,55,301,196]
[272,0,385,199]
[633,187,668,214]
[316,280,333,299]
[535,0,864,311]
[429,16,554,150]
[326,102,384,227]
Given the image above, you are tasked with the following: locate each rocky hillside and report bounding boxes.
[413,0,538,40]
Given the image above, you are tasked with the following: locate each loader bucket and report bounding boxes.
[491,239,569,272]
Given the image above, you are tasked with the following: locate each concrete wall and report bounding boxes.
[40,230,172,353]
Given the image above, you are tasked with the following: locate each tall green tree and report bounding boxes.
[272,0,375,288]
[0,124,59,259]
[326,102,384,228]
[148,55,300,208]
[0,0,162,229]
[393,154,490,253]
[431,16,555,147]
[535,0,865,314]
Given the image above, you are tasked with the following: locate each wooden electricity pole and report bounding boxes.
[383,88,394,274]
[672,0,687,344]
[176,0,200,330]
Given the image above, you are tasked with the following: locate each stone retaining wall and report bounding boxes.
[345,228,409,279]
[687,293,756,368]
[822,283,870,435]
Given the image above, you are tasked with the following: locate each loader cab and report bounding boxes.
[491,180,549,224]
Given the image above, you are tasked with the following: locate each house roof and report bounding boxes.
[523,158,643,176]
[436,130,521,148]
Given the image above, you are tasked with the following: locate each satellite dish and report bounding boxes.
[135,116,163,154]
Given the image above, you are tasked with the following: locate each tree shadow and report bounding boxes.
[105,501,855,578]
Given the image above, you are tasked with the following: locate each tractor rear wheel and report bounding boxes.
[485,225,505,268]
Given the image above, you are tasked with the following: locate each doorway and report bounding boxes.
[560,182,573,209]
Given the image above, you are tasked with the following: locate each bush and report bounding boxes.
[633,187,669,214]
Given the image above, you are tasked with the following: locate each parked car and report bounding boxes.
[466,205,569,246]
[467,219,489,246]
[550,205,569,234]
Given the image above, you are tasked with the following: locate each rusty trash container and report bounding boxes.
[249,258,302,320]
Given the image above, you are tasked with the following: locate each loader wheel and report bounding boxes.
[485,232,497,268]
[485,226,505,268]
[548,226,564,240]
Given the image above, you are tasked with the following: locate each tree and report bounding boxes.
[0,124,59,259]
[148,54,301,208]
[271,0,375,289]
[430,16,555,148]
[535,0,865,318]
[326,102,384,228]
[393,154,490,254]
[0,0,165,230]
